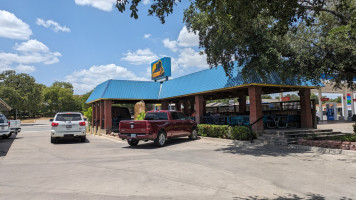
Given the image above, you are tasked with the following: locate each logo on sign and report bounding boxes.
[151,57,171,81]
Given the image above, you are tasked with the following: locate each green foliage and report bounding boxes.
[353,122,356,134]
[136,112,146,120]
[43,81,82,115]
[231,126,257,141]
[83,107,92,126]
[197,124,256,140]
[117,0,356,89]
[0,70,43,118]
[197,124,231,138]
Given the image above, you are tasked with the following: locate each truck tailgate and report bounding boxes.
[119,120,149,134]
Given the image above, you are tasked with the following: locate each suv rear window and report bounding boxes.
[144,112,168,120]
[0,115,7,123]
[55,114,82,121]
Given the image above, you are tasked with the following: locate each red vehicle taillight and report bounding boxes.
[146,122,151,131]
[8,121,10,126]
[79,122,86,126]
[51,122,59,127]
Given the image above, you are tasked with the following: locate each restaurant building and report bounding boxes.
[86,58,319,134]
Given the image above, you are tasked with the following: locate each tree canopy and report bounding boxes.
[116,0,356,89]
[0,71,89,118]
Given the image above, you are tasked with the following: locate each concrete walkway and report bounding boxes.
[317,121,355,134]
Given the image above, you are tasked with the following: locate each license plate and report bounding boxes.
[66,125,72,129]
[131,134,136,138]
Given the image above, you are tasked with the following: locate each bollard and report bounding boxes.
[90,126,93,135]
[98,127,102,136]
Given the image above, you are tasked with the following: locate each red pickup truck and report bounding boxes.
[119,110,198,147]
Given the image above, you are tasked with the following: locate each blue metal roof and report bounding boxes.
[86,79,161,103]
[86,66,319,103]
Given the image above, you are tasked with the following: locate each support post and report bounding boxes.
[91,103,95,131]
[161,100,169,110]
[100,100,104,129]
[195,95,204,124]
[104,100,112,134]
[248,86,263,132]
[342,88,348,120]
[318,89,323,121]
[299,88,313,128]
[351,91,355,116]
[183,100,190,116]
[238,95,247,114]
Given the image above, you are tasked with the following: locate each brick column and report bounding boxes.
[299,88,313,128]
[95,102,100,128]
[248,86,263,132]
[195,95,204,124]
[183,100,190,116]
[104,100,112,133]
[100,100,104,129]
[238,95,247,114]
[91,103,95,127]
[203,99,206,115]
[161,100,169,110]
[189,99,195,115]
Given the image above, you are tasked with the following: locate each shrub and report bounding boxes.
[353,122,356,134]
[136,112,146,120]
[197,124,231,138]
[231,126,257,141]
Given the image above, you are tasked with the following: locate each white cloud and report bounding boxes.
[143,34,151,39]
[0,39,61,65]
[36,18,70,33]
[65,64,149,94]
[142,0,150,5]
[74,0,116,12]
[177,26,199,47]
[16,64,35,73]
[177,48,208,69]
[0,10,32,40]
[15,39,49,52]
[162,38,177,52]
[121,48,158,65]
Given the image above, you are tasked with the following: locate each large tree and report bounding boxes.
[116,0,356,89]
[0,70,43,117]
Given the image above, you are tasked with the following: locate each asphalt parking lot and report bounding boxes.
[1,121,356,200]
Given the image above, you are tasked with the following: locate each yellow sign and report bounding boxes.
[152,60,165,79]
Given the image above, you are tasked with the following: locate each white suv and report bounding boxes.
[0,114,11,139]
[50,112,87,143]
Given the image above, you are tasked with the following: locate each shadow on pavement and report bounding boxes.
[233,193,328,200]
[122,137,201,149]
[0,133,18,157]
[52,138,90,144]
[215,141,313,157]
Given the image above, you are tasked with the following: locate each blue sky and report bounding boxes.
[0,0,209,94]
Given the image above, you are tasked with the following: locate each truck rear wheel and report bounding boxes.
[128,139,139,146]
[189,129,198,140]
[51,137,56,144]
[154,131,166,147]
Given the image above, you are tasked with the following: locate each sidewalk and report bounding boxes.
[317,121,355,134]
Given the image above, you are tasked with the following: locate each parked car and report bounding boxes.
[50,112,87,143]
[0,114,11,139]
[9,120,21,134]
[119,110,198,147]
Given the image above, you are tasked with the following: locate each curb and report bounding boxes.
[288,144,356,155]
